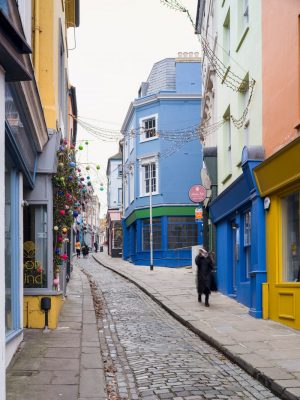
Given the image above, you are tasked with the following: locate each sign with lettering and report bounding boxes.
[195,207,203,221]
[188,185,207,203]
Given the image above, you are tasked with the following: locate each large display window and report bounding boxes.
[23,205,48,288]
[282,191,300,282]
[5,162,20,336]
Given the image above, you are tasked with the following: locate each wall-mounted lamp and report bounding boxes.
[231,221,239,230]
[264,197,271,211]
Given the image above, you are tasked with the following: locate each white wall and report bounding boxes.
[108,159,122,209]
[0,67,6,400]
[17,0,32,45]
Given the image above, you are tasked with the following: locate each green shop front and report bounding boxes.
[122,205,203,267]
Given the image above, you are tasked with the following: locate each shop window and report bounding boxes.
[5,169,12,333]
[23,205,48,288]
[168,216,198,249]
[142,218,162,251]
[112,222,122,250]
[0,0,9,17]
[243,210,251,279]
[5,166,20,335]
[282,192,300,282]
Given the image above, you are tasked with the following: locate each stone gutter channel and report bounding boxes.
[81,267,139,400]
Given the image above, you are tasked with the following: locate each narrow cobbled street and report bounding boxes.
[80,257,278,400]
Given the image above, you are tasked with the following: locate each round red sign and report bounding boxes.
[188,185,207,203]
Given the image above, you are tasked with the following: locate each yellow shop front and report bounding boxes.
[254,137,300,329]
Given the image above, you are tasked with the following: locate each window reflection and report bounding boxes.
[5,168,12,333]
[282,192,300,282]
[24,205,48,288]
[0,0,9,17]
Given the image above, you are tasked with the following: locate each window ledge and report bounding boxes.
[222,173,232,185]
[221,66,231,84]
[139,193,159,198]
[140,136,159,144]
[236,26,249,53]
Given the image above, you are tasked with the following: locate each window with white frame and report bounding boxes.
[139,157,158,196]
[140,114,158,142]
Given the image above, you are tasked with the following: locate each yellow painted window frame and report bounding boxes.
[275,182,300,286]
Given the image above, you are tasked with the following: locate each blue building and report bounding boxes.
[209,148,266,318]
[122,53,203,267]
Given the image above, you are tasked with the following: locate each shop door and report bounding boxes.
[232,222,239,295]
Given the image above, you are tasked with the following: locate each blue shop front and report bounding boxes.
[209,148,266,318]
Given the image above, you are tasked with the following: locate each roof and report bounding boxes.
[106,151,122,176]
[145,58,176,96]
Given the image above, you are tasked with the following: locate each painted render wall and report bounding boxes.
[108,159,122,209]
[123,97,202,219]
[262,0,300,157]
[216,0,263,193]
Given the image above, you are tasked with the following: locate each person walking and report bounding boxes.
[94,241,98,253]
[75,241,81,258]
[195,247,213,307]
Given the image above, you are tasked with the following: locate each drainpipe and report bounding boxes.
[33,0,40,84]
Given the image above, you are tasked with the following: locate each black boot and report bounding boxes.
[205,294,209,307]
[198,294,202,303]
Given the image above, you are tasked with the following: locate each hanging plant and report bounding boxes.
[52,139,83,289]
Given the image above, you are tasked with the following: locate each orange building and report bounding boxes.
[254,0,300,329]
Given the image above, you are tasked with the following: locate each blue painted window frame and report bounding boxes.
[142,217,162,251]
[239,209,251,283]
[167,216,199,250]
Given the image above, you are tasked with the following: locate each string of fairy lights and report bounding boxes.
[159,0,256,131]
[72,0,257,172]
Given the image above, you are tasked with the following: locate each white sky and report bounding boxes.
[68,0,200,216]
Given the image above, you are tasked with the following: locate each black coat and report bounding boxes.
[195,254,213,295]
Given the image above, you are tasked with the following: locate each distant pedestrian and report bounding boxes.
[82,243,89,258]
[195,247,213,307]
[75,241,81,258]
[94,241,98,253]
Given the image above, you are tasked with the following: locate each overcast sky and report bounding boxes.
[68,0,200,216]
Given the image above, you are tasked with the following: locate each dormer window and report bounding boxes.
[140,114,158,142]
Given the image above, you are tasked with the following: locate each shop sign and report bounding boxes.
[195,207,203,222]
[189,184,207,203]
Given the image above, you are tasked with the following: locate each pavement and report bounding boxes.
[93,249,300,400]
[6,249,300,400]
[6,262,106,400]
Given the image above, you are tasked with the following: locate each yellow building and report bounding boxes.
[254,138,300,329]
[24,0,80,329]
[253,1,300,330]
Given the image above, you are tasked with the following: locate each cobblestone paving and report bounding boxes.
[80,257,279,400]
